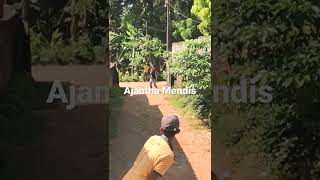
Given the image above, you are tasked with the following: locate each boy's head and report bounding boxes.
[160,115,180,138]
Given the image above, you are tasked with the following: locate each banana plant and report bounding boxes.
[64,0,97,41]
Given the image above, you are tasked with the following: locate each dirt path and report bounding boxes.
[109,82,211,180]
[2,65,108,180]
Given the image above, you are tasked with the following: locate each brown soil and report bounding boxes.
[109,82,211,180]
[2,65,108,180]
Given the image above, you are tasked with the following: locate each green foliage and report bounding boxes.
[66,0,96,19]
[109,0,210,77]
[28,0,108,65]
[31,30,104,65]
[170,36,211,124]
[191,0,211,36]
[119,72,141,82]
[109,0,199,42]
[110,22,166,76]
[93,46,107,63]
[64,0,108,41]
[168,91,211,127]
[110,0,167,40]
[216,0,320,179]
[31,30,64,64]
[173,18,196,40]
[137,37,165,66]
[71,34,95,64]
[171,37,211,91]
[118,69,166,82]
[109,87,126,138]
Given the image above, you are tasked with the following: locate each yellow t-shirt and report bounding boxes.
[143,65,150,73]
[122,135,174,180]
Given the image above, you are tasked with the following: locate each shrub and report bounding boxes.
[119,72,141,82]
[31,31,105,65]
[156,71,166,81]
[170,36,212,125]
[31,30,66,64]
[216,0,320,178]
[94,46,107,64]
[72,34,95,64]
[57,46,75,65]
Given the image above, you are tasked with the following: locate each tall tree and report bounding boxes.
[65,0,97,41]
[191,0,211,36]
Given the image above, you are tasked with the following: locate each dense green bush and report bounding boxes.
[28,0,108,64]
[93,46,107,63]
[31,31,105,65]
[71,34,96,64]
[31,30,64,64]
[118,70,166,82]
[216,0,320,179]
[119,72,141,82]
[110,23,166,76]
[109,87,126,138]
[170,36,211,126]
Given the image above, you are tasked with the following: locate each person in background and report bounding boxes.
[143,62,151,82]
[122,115,180,180]
[149,65,158,88]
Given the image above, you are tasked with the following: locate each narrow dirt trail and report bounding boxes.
[2,65,108,180]
[109,82,211,180]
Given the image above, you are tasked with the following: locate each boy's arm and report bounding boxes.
[152,155,174,178]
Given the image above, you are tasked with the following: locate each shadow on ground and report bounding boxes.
[1,65,108,180]
[109,92,198,180]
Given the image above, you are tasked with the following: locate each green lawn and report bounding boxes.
[166,93,210,130]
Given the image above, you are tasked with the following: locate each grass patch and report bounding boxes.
[109,87,126,139]
[166,94,210,130]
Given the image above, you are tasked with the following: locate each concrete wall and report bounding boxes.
[172,42,185,53]
[32,65,111,105]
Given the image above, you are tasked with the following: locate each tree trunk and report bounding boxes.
[71,15,76,41]
[70,0,77,42]
[21,0,30,35]
[131,47,135,75]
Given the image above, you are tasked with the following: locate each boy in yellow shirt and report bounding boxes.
[143,63,151,82]
[122,115,180,180]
